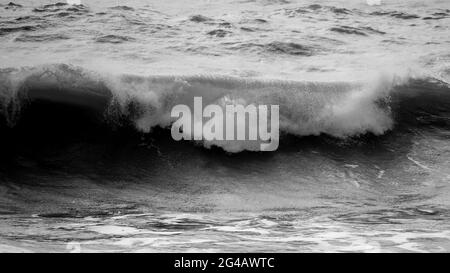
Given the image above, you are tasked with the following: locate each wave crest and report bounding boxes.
[0,63,448,152]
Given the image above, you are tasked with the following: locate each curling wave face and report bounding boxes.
[1,64,449,152]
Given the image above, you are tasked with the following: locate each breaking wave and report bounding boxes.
[0,64,449,152]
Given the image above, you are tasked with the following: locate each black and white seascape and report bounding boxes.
[0,0,450,252]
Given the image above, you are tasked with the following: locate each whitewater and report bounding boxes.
[0,0,449,252]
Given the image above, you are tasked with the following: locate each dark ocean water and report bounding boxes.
[0,0,450,252]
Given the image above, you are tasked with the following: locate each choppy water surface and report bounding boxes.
[0,0,449,252]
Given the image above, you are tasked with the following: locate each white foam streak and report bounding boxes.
[106,73,407,152]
